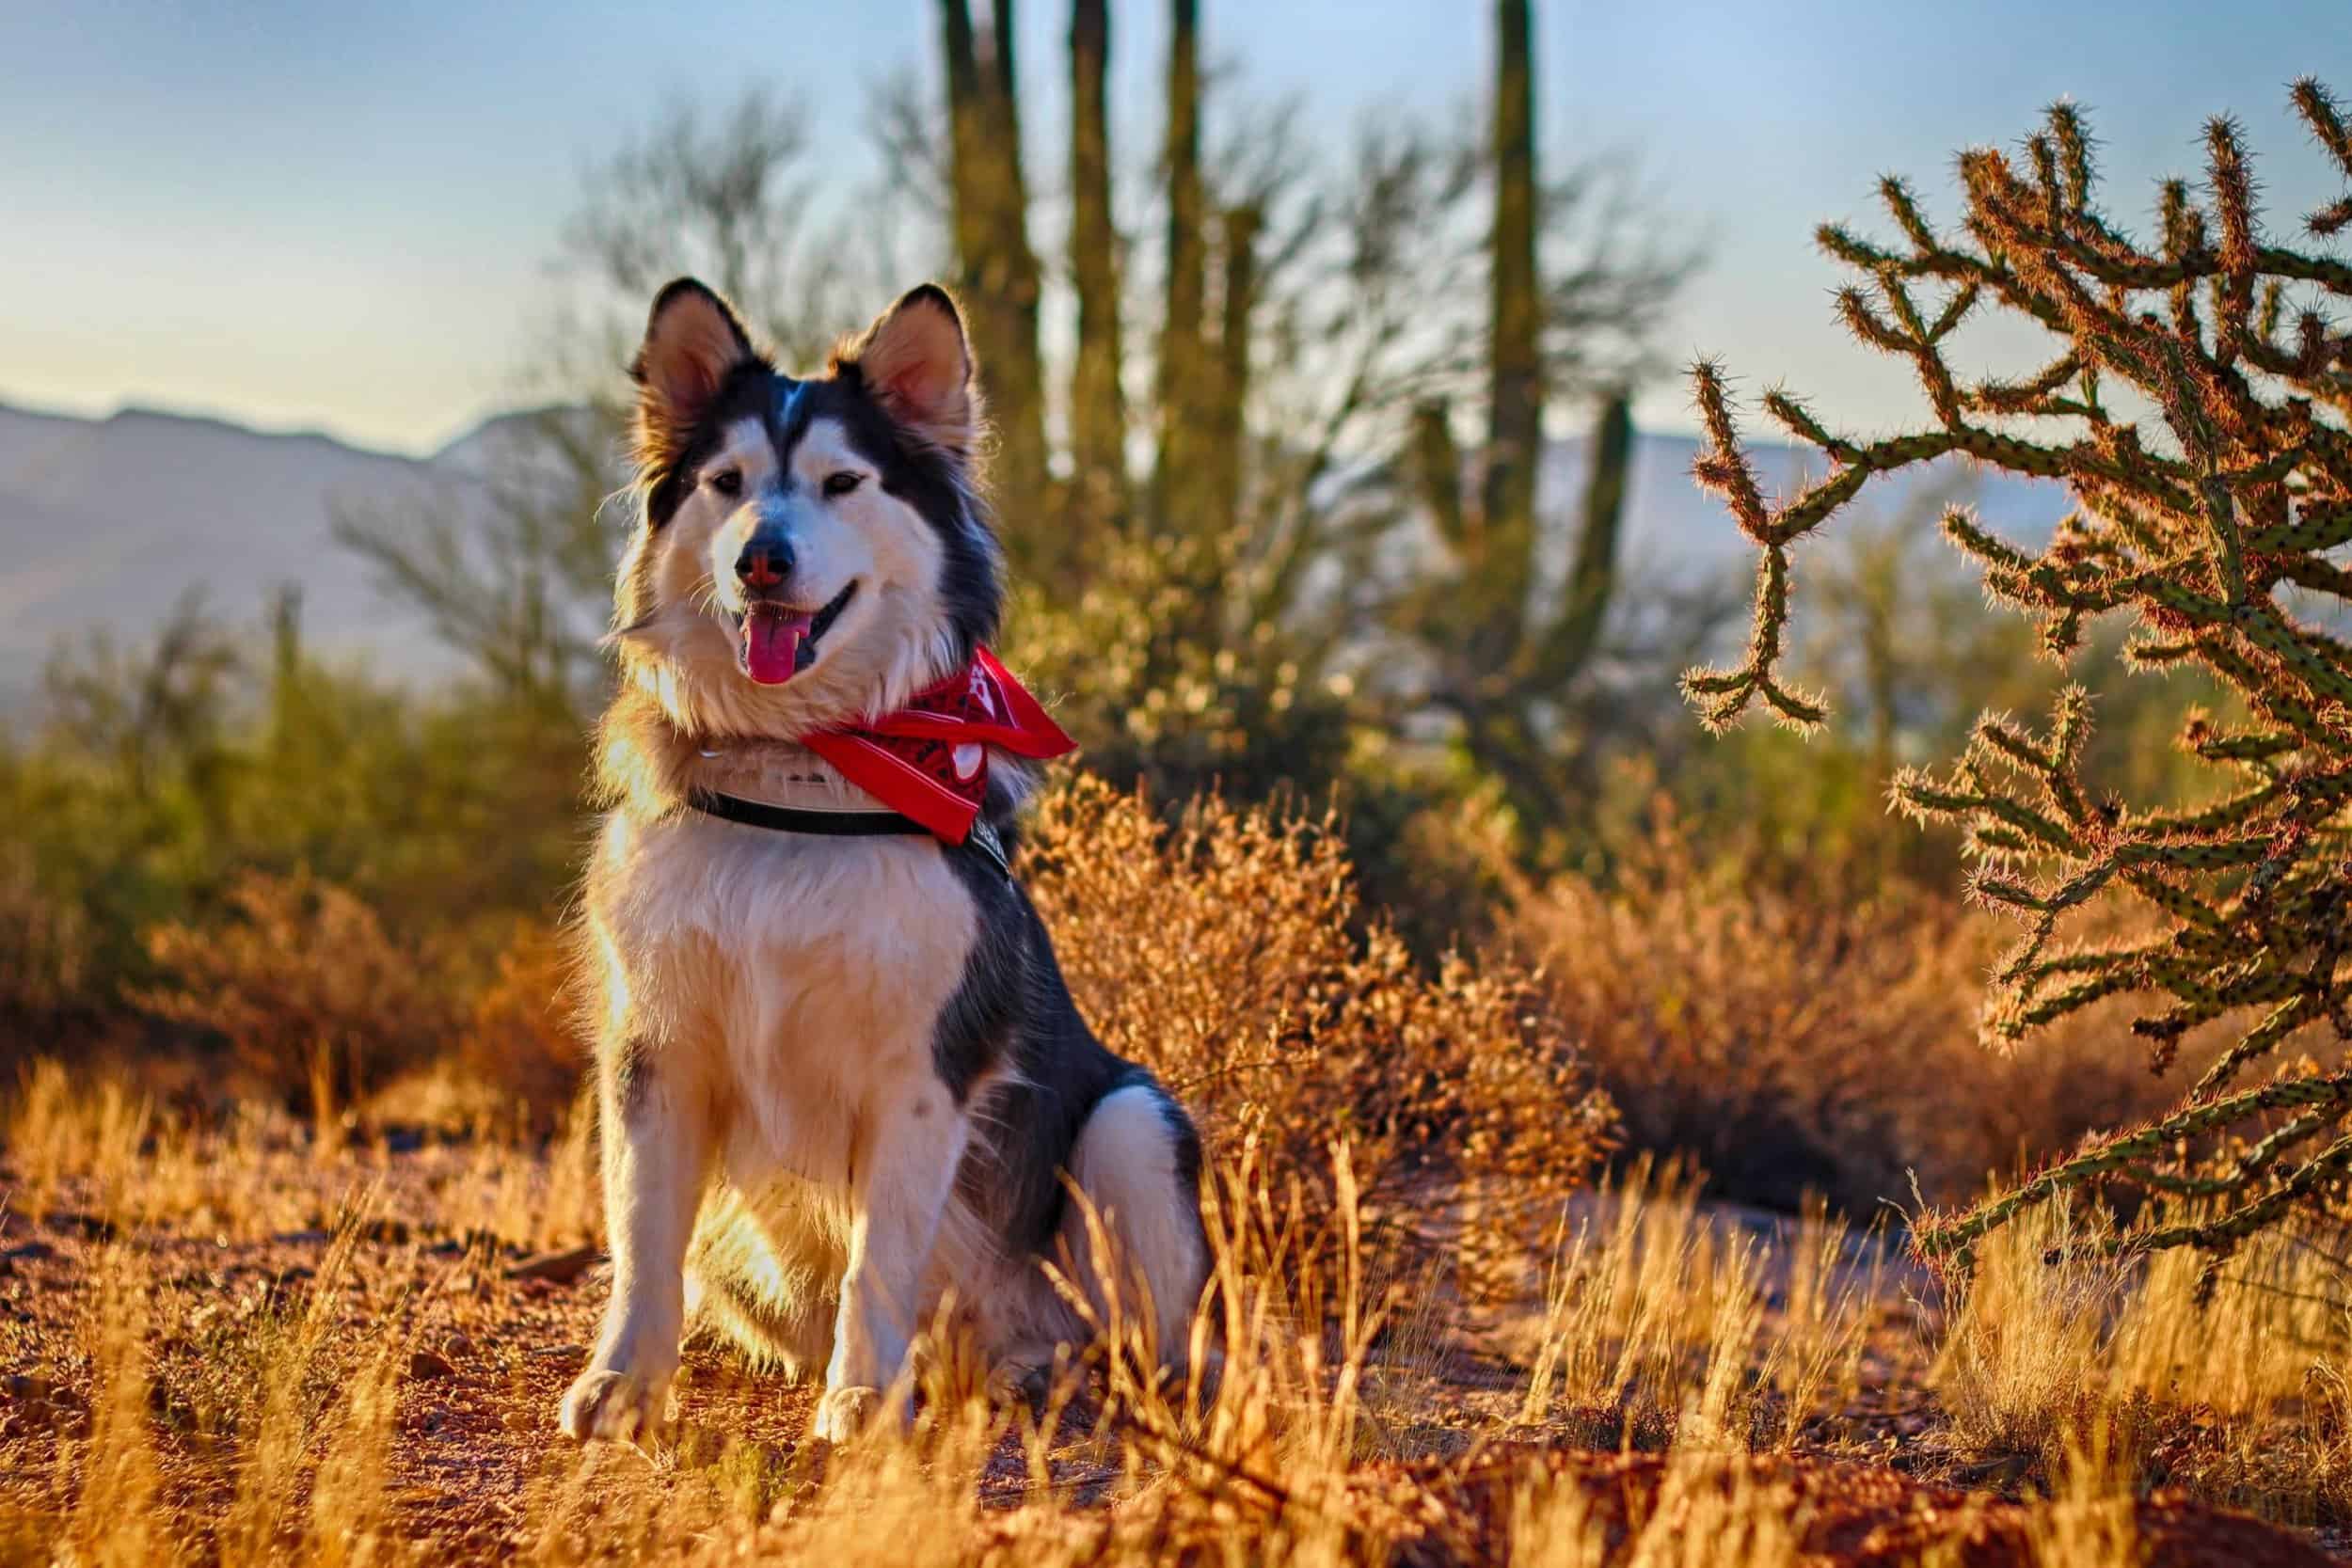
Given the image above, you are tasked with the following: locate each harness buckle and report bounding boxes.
[966,818,1011,879]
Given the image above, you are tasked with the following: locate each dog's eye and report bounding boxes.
[707,469,743,498]
[823,471,864,498]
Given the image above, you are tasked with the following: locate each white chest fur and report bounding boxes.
[587,809,980,1188]
[685,739,896,814]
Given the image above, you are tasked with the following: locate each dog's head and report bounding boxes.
[609,279,1001,737]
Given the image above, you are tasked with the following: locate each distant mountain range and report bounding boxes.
[0,397,2072,721]
[0,401,569,717]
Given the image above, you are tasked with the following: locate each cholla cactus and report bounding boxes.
[1685,82,2352,1269]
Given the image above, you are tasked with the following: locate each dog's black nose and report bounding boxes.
[736,538,794,590]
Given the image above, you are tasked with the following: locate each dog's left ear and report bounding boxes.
[839,285,977,459]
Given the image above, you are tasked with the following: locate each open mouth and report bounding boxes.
[737,581,857,686]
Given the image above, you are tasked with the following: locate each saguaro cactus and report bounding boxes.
[1686,84,2352,1268]
[1399,0,1634,830]
[1485,0,1543,582]
[1065,0,1127,529]
[939,0,1049,538]
[1412,389,1634,827]
[1149,0,1210,542]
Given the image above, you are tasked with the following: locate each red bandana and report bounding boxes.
[801,647,1075,843]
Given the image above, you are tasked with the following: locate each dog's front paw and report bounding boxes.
[810,1384,893,1444]
[559,1365,672,1444]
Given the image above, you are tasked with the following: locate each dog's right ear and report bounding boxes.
[630,278,757,471]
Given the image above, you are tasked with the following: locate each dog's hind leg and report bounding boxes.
[1064,1078,1211,1381]
[560,1034,715,1444]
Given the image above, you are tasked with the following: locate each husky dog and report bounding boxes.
[559,279,1208,1445]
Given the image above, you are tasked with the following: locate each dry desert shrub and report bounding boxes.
[1503,816,2184,1216]
[1022,774,1616,1284]
[450,916,587,1130]
[137,869,460,1125]
[0,843,87,1026]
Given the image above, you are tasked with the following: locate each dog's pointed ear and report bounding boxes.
[630,278,757,469]
[838,285,977,458]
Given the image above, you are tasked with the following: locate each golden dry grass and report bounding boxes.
[1932,1194,2352,1525]
[4,1076,2346,1567]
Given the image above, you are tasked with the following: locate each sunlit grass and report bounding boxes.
[7,1067,2348,1565]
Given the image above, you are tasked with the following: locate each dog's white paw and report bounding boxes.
[559,1365,671,1444]
[810,1384,888,1444]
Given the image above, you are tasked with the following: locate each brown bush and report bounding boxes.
[451,917,588,1130]
[1502,813,2182,1216]
[1023,774,1616,1282]
[0,842,88,1022]
[137,869,460,1120]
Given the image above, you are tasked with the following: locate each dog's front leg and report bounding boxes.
[813,1092,969,1442]
[560,1037,714,1443]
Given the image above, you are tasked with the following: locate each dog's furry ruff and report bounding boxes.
[559,281,1207,1447]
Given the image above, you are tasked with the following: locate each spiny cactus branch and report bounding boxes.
[1915,1067,2352,1269]
[1694,86,2352,1265]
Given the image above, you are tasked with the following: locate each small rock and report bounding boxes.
[507,1244,602,1285]
[531,1343,588,1364]
[1,1242,56,1264]
[2,1374,52,1405]
[442,1332,477,1361]
[42,1211,117,1242]
[407,1351,455,1382]
[500,1408,537,1432]
[419,1406,450,1434]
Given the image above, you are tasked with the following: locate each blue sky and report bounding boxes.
[1,0,2344,454]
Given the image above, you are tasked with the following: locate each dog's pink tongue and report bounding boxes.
[743,608,811,685]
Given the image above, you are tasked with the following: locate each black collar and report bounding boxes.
[684,788,1009,877]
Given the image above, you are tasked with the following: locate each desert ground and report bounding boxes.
[6,1057,2351,1568]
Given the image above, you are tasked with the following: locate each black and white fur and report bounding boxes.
[558,279,1207,1445]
